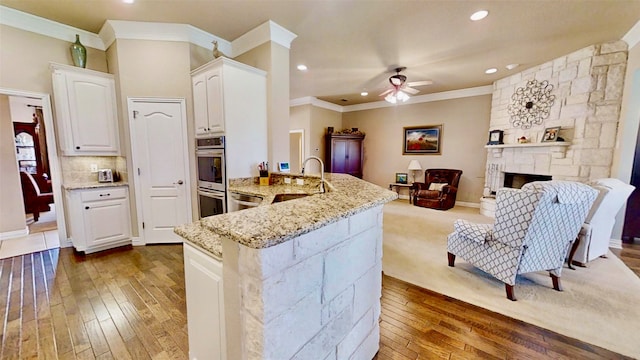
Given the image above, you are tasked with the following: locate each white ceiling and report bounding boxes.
[2,0,639,105]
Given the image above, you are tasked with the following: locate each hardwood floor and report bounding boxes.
[0,243,635,359]
[611,241,640,277]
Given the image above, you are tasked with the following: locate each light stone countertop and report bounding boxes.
[174,173,398,254]
[63,181,129,190]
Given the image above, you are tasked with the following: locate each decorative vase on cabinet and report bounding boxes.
[70,34,87,68]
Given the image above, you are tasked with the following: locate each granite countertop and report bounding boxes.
[63,181,129,190]
[174,173,398,254]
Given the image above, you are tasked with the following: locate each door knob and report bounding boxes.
[176,180,184,185]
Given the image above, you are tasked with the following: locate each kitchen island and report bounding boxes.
[175,173,397,360]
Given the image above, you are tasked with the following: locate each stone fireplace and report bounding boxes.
[480,41,628,217]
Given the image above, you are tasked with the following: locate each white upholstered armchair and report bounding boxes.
[447,181,597,301]
[568,178,635,267]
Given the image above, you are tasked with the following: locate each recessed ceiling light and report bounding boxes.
[470,10,489,21]
[485,68,498,74]
[506,63,520,70]
[122,0,134,3]
[297,64,308,71]
[360,92,368,96]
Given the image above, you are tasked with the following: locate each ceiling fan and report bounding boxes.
[379,67,432,103]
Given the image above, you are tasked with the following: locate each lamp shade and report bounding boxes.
[408,160,422,171]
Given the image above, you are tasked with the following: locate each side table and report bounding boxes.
[389,183,414,203]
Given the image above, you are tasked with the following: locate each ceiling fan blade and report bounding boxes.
[407,80,433,87]
[379,89,393,97]
[403,86,420,95]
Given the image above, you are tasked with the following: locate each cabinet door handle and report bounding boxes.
[175,180,184,185]
[85,206,90,210]
[99,193,111,197]
[76,146,81,150]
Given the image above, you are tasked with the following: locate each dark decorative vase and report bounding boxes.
[70,34,87,68]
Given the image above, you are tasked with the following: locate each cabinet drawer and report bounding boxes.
[80,187,127,202]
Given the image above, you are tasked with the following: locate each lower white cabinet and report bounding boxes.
[183,242,226,360]
[65,186,132,253]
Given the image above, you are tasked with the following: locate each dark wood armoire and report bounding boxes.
[325,131,365,178]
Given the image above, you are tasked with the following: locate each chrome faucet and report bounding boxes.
[301,156,325,193]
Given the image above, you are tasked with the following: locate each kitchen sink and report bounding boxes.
[271,193,309,203]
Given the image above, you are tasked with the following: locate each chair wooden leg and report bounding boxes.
[567,236,580,270]
[447,252,455,267]
[505,284,516,301]
[551,274,563,292]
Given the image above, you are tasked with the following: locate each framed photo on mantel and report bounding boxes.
[487,130,504,145]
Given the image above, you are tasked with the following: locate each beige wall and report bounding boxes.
[109,39,197,229]
[342,95,492,204]
[309,106,342,174]
[235,42,291,171]
[0,25,107,93]
[0,25,109,235]
[290,105,312,172]
[0,95,27,233]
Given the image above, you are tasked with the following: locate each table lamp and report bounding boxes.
[408,160,422,183]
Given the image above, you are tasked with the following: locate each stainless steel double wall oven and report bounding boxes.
[196,136,226,218]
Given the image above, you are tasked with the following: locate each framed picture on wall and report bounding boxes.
[403,125,442,155]
[395,173,408,184]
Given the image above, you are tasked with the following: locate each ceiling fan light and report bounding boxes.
[385,93,397,104]
[396,91,410,102]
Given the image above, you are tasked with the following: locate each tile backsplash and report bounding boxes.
[61,156,128,184]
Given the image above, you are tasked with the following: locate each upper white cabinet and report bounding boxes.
[191,58,266,138]
[51,63,120,155]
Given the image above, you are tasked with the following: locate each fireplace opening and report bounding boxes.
[504,172,552,189]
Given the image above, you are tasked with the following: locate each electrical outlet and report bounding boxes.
[284,177,291,184]
[90,164,98,173]
[296,178,304,185]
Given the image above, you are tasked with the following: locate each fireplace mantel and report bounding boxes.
[485,142,571,158]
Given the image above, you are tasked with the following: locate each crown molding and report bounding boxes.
[0,5,280,56]
[290,85,493,113]
[232,20,297,57]
[99,20,232,54]
[0,5,105,50]
[290,97,344,112]
[623,19,640,49]
[340,85,494,112]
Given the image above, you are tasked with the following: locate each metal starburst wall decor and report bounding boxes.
[507,79,555,129]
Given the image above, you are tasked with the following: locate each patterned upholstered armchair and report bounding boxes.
[412,169,462,210]
[447,181,597,301]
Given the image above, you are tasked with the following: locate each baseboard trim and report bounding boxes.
[0,226,29,241]
[132,237,144,246]
[456,201,480,208]
[610,238,623,250]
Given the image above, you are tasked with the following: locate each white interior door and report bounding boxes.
[129,98,191,244]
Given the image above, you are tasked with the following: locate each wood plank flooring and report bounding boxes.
[0,243,635,359]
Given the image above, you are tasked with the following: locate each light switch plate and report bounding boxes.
[284,178,291,184]
[90,164,98,173]
[296,178,304,185]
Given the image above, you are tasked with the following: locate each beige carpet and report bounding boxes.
[382,199,640,358]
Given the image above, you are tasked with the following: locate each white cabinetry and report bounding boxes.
[51,63,120,155]
[192,69,224,135]
[65,187,131,253]
[183,242,226,360]
[191,58,268,183]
